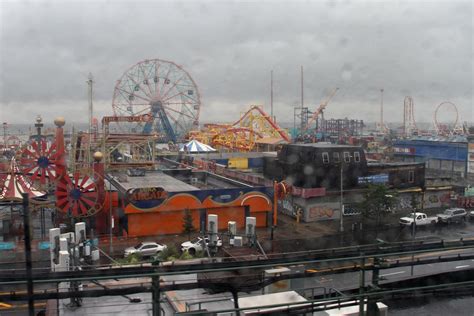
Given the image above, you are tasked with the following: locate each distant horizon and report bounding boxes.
[2,120,472,135]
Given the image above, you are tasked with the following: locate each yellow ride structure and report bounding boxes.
[187,105,290,152]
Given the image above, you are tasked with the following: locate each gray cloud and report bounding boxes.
[0,0,472,127]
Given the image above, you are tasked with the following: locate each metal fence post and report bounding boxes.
[22,193,34,316]
[359,252,365,316]
[152,260,161,316]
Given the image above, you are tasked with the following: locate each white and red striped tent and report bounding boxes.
[0,158,46,201]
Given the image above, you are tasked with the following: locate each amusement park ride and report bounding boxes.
[433,101,467,136]
[71,58,201,171]
[187,105,290,151]
[111,58,201,143]
[293,87,343,140]
[403,96,418,137]
[400,97,469,138]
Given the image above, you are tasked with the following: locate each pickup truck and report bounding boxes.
[399,212,438,227]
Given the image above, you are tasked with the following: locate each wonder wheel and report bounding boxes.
[112,58,201,143]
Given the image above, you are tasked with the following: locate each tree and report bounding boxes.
[359,184,398,239]
[182,209,196,239]
[410,193,419,211]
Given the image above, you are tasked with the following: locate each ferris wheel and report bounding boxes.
[112,59,201,143]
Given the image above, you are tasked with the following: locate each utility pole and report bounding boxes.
[270,70,274,121]
[380,88,384,132]
[340,163,344,232]
[87,73,94,135]
[87,73,94,165]
[300,66,304,108]
[109,181,113,256]
[2,122,7,149]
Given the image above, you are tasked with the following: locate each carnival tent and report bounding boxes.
[179,140,217,153]
[0,158,46,201]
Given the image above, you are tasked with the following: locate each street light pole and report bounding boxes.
[411,208,416,276]
[109,180,113,256]
[340,163,344,232]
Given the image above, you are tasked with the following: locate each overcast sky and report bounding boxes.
[0,0,472,127]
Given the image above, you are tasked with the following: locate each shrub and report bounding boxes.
[156,245,179,261]
[179,251,193,260]
[116,253,142,265]
[194,250,205,258]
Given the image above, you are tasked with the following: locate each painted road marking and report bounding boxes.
[380,271,405,277]
[455,265,470,269]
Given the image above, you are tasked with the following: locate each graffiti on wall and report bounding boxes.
[398,195,416,210]
[308,206,336,220]
[397,191,452,210]
[278,198,302,218]
[424,191,452,209]
[458,196,474,208]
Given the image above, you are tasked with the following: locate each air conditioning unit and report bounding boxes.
[190,177,198,184]
[60,232,75,245]
[207,214,218,234]
[54,251,70,272]
[75,222,86,244]
[91,250,100,261]
[59,237,69,252]
[233,236,243,247]
[84,244,91,256]
[228,221,237,236]
[49,228,60,268]
[245,217,256,237]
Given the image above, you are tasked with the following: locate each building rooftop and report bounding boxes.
[368,162,425,167]
[110,171,199,192]
[286,143,359,148]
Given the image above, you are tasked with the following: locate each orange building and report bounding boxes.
[109,170,274,237]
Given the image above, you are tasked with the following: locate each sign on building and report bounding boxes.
[393,147,416,154]
[358,174,389,185]
[468,143,474,174]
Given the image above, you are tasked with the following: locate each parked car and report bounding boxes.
[124,242,167,258]
[399,212,438,227]
[437,208,467,224]
[181,235,222,254]
[469,211,474,220]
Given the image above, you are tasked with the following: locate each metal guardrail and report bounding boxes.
[185,297,232,312]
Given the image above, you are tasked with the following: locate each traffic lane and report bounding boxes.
[294,256,474,295]
[397,220,474,242]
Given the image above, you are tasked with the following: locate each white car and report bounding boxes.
[181,236,222,254]
[469,211,474,220]
[437,208,467,224]
[124,242,167,257]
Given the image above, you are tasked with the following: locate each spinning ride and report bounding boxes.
[19,138,60,188]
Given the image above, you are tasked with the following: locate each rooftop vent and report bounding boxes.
[117,175,128,183]
[127,169,146,177]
